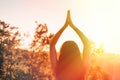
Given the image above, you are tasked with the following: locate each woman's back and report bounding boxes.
[55,41,86,80]
[56,58,86,80]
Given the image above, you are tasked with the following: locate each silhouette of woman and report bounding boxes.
[50,11,91,80]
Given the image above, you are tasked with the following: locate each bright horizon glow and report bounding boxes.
[0,0,120,54]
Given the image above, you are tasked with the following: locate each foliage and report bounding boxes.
[90,41,104,55]
[87,61,111,80]
[0,20,21,79]
[0,20,54,80]
[31,23,54,52]
[27,23,54,80]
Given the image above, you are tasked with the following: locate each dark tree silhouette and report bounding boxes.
[0,20,21,79]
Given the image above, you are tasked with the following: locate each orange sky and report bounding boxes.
[0,0,120,53]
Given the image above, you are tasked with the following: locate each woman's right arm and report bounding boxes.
[50,23,68,73]
[69,23,90,61]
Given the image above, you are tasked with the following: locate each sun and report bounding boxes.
[94,39,103,49]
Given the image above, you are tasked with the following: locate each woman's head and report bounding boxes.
[56,41,82,76]
[59,41,81,64]
[56,41,81,74]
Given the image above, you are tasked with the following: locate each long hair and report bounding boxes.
[56,41,82,79]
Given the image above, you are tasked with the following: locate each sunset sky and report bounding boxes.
[0,0,120,53]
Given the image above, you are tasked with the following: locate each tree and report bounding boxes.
[0,20,55,80]
[27,23,54,80]
[0,20,21,79]
[31,23,54,52]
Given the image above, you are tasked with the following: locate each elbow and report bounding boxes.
[50,39,56,47]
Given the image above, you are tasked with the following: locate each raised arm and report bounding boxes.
[70,24,90,59]
[67,10,90,60]
[70,23,90,47]
[50,13,69,72]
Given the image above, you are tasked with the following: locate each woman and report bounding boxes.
[50,11,90,80]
